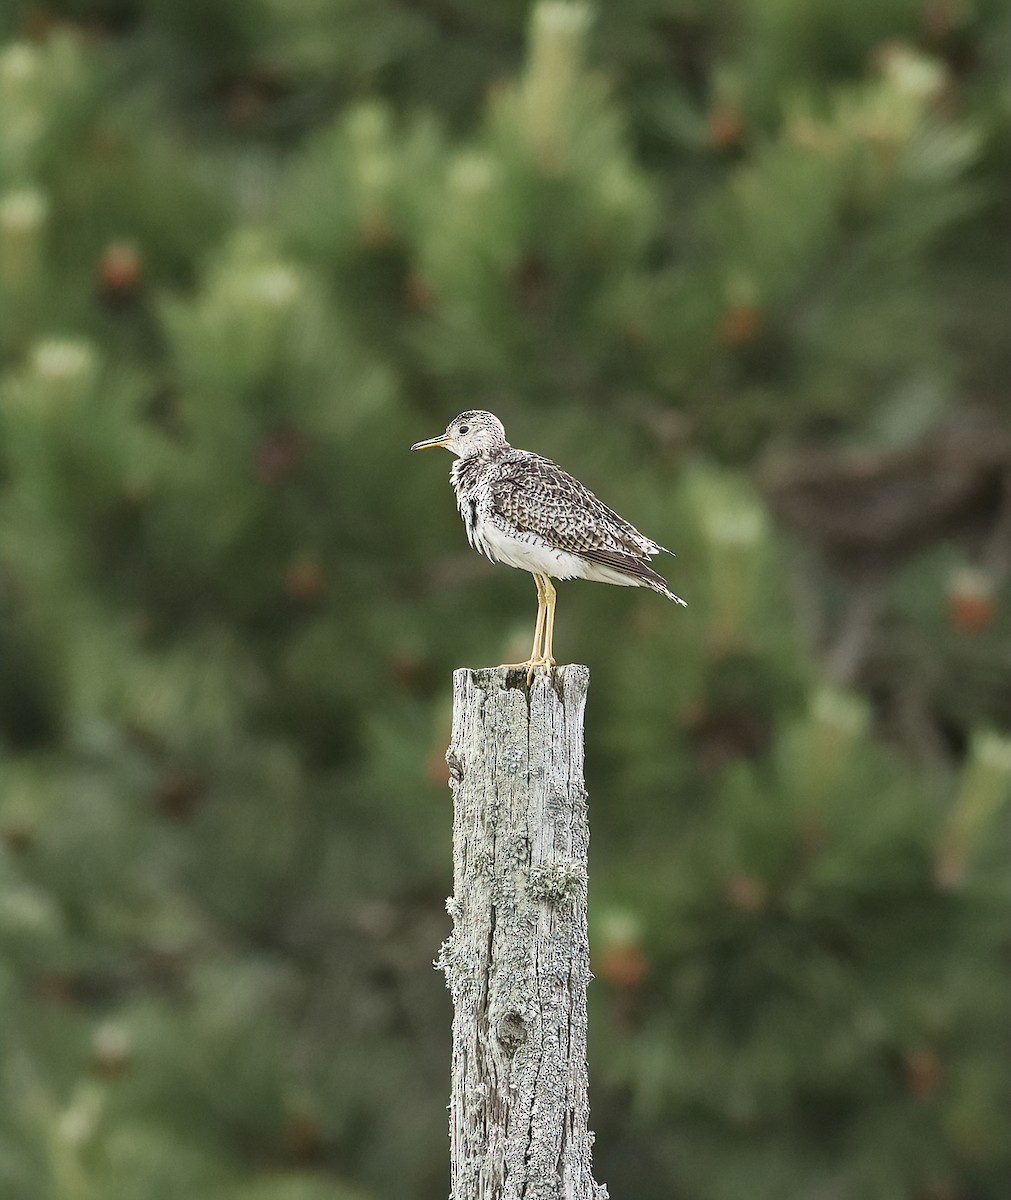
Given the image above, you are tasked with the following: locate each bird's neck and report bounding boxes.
[452,445,507,470]
[451,446,506,492]
[450,453,480,491]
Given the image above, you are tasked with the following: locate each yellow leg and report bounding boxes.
[529,573,547,664]
[499,573,548,676]
[541,576,557,666]
[522,574,549,683]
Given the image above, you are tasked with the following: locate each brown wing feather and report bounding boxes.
[490,453,659,557]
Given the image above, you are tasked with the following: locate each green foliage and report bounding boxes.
[0,1,1009,1198]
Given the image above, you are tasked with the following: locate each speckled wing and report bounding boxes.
[489,453,664,559]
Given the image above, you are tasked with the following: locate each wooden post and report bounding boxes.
[437,666,608,1200]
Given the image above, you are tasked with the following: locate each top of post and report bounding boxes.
[453,665,590,703]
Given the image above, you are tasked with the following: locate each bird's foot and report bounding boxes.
[522,655,556,686]
[526,656,556,685]
[496,656,556,685]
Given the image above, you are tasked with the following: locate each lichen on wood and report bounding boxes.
[437,665,607,1200]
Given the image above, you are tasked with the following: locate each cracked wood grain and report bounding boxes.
[437,666,608,1200]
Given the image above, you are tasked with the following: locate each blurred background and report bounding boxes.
[0,1,1009,1198]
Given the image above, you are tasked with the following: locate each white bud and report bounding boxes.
[448,153,497,198]
[533,1,592,40]
[346,103,388,147]
[0,187,48,234]
[356,152,393,192]
[92,1021,133,1065]
[0,885,61,934]
[881,45,946,101]
[704,508,764,548]
[0,41,42,87]
[57,1083,104,1147]
[248,264,302,310]
[973,732,1011,775]
[811,687,868,738]
[597,907,642,946]
[32,337,97,385]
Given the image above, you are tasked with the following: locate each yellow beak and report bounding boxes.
[410,434,451,452]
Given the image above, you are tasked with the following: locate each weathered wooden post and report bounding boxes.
[437,665,608,1199]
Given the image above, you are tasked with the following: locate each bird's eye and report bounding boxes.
[458,425,469,435]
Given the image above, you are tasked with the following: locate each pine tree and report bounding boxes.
[0,2,1009,1199]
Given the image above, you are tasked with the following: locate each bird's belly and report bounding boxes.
[474,519,588,580]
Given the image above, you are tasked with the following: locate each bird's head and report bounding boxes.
[411,410,508,458]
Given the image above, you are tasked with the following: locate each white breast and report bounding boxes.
[472,516,592,581]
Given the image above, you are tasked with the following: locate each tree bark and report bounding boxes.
[437,665,607,1200]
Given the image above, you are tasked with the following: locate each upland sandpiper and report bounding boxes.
[412,410,686,679]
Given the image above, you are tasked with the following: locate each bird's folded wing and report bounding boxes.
[490,454,660,559]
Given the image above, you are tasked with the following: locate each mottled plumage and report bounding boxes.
[411,410,686,675]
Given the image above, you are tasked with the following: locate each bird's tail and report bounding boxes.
[649,575,688,606]
[644,544,685,602]
[635,557,687,605]
[581,547,687,606]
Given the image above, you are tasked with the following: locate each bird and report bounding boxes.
[411,410,686,680]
